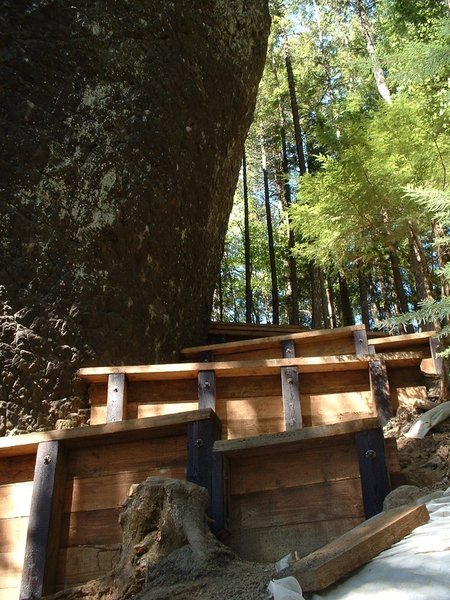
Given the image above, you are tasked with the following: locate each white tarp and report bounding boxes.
[311,488,450,600]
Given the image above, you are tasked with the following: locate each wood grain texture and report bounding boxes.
[60,508,122,547]
[0,410,217,458]
[290,504,430,592]
[66,435,187,478]
[229,438,358,496]
[0,455,35,486]
[64,467,186,513]
[0,550,25,589]
[0,482,33,519]
[56,544,121,589]
[214,417,380,456]
[231,478,364,529]
[227,517,363,563]
[0,517,29,553]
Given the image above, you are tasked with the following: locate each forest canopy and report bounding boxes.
[213,0,450,341]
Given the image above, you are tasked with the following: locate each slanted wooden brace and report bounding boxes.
[20,441,66,600]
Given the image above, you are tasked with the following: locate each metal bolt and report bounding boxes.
[43,455,52,465]
[204,380,210,389]
[195,438,204,447]
[286,348,292,354]
[288,378,293,384]
[113,387,119,393]
[365,449,377,459]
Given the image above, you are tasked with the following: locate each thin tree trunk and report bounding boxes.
[319,269,332,328]
[434,222,450,297]
[407,223,434,331]
[388,243,415,333]
[358,270,371,329]
[327,276,338,328]
[217,268,224,322]
[369,274,383,327]
[279,122,300,325]
[242,149,253,324]
[354,0,391,103]
[308,262,323,328]
[338,272,355,326]
[262,144,280,325]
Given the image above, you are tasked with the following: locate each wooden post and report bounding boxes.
[20,441,66,599]
[369,359,393,426]
[187,415,224,534]
[198,371,216,410]
[353,329,369,356]
[429,337,443,376]
[106,373,128,423]
[281,340,302,430]
[355,428,391,519]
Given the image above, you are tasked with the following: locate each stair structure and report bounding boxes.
[0,324,442,598]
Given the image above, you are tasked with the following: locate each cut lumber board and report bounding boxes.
[368,331,436,350]
[214,417,381,456]
[288,503,429,592]
[0,409,217,458]
[78,352,424,383]
[183,325,366,357]
[208,322,307,338]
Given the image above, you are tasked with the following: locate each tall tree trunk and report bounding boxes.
[319,269,332,329]
[309,263,323,329]
[327,277,338,328]
[354,0,392,103]
[338,272,355,326]
[262,144,280,325]
[279,119,300,325]
[387,243,415,333]
[0,1,270,434]
[434,222,450,297]
[242,149,253,324]
[358,270,371,329]
[407,223,434,331]
[217,269,224,322]
[369,274,384,327]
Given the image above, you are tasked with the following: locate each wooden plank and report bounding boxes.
[67,435,187,479]
[56,544,121,589]
[353,329,369,355]
[91,401,200,426]
[214,417,380,456]
[0,517,29,553]
[355,428,391,519]
[0,550,25,589]
[0,588,21,600]
[228,518,362,563]
[0,410,217,458]
[289,504,429,592]
[106,373,128,423]
[198,370,216,410]
[369,359,393,425]
[64,467,186,513]
[231,478,364,530]
[368,331,435,349]
[20,440,67,598]
[0,482,33,519]
[187,418,224,534]
[215,396,284,440]
[229,438,359,496]
[0,455,35,485]
[184,325,365,357]
[60,508,121,546]
[429,336,443,375]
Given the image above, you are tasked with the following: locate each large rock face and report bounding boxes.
[0,1,270,434]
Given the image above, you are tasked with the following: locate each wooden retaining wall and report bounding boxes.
[0,410,222,599]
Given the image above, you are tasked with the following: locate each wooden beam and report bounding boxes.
[429,336,443,375]
[214,418,381,457]
[0,410,219,458]
[198,371,216,410]
[20,441,66,598]
[288,504,429,592]
[355,428,391,519]
[353,329,369,356]
[106,373,128,423]
[369,359,393,425]
[78,351,424,383]
[183,325,367,357]
[281,339,302,430]
[187,417,224,535]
